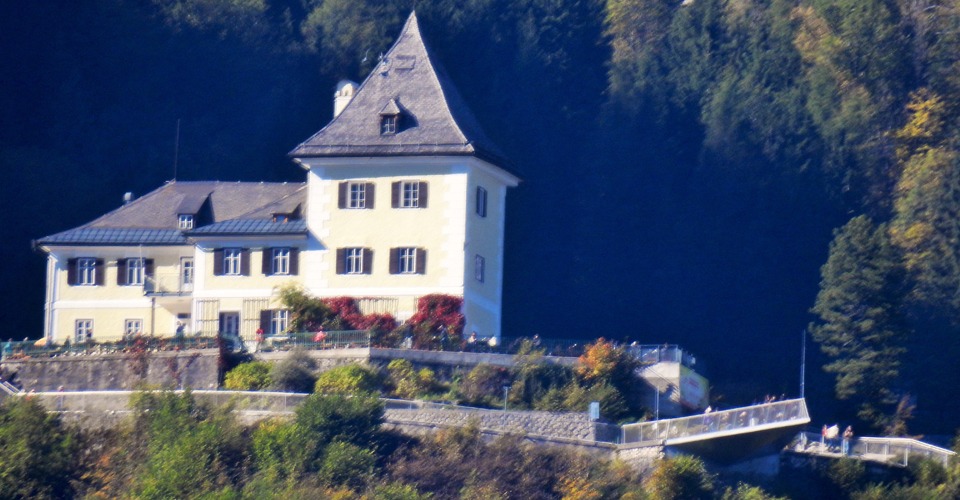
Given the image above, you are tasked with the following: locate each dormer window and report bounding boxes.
[178,214,194,230]
[380,114,398,135]
[379,98,403,135]
[273,214,288,223]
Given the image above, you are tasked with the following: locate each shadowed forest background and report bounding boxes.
[2,0,960,434]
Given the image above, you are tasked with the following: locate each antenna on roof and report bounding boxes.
[172,118,181,181]
[362,49,370,64]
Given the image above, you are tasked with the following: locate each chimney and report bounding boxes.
[123,192,134,205]
[333,80,359,118]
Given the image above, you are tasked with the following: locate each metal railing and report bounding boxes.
[791,431,956,467]
[621,398,810,444]
[259,330,371,351]
[2,336,221,360]
[143,272,192,295]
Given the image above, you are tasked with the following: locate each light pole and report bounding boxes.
[503,385,509,411]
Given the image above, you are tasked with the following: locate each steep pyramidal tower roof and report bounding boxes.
[289,12,509,168]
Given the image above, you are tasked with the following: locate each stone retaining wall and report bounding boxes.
[2,349,219,392]
[384,407,619,442]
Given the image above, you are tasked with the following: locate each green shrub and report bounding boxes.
[317,441,376,490]
[368,482,433,500]
[295,393,385,449]
[644,455,714,500]
[224,361,272,390]
[458,364,512,407]
[0,397,80,499]
[270,349,317,393]
[315,364,381,395]
[252,419,316,485]
[387,359,436,399]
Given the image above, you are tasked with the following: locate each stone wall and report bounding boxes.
[2,349,219,392]
[383,407,619,443]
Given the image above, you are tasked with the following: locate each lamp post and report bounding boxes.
[503,385,509,411]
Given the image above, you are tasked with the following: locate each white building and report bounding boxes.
[35,12,519,344]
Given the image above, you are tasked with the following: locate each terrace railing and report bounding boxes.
[622,398,810,445]
[791,431,956,467]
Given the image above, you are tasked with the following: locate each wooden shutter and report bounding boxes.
[362,248,373,274]
[262,248,273,276]
[67,258,78,285]
[213,249,224,276]
[117,258,128,285]
[145,259,154,279]
[240,249,250,276]
[94,259,105,285]
[389,248,399,274]
[419,182,428,208]
[338,182,347,208]
[416,248,427,274]
[336,248,345,274]
[289,248,299,275]
[365,182,375,209]
[260,310,272,332]
[391,181,400,208]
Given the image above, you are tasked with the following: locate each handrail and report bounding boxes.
[621,398,810,444]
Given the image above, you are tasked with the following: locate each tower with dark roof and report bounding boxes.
[291,11,519,341]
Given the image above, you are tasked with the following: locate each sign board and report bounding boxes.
[679,365,709,409]
[589,401,600,421]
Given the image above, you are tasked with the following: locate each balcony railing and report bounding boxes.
[143,272,192,296]
[621,398,810,444]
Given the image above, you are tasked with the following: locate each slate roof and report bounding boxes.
[289,11,511,169]
[37,181,307,246]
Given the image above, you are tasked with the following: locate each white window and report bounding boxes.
[124,319,142,337]
[77,258,97,286]
[381,115,397,134]
[178,214,194,230]
[399,248,417,274]
[75,319,93,342]
[346,248,364,274]
[349,182,367,209]
[272,248,290,275]
[224,248,241,275]
[401,181,420,208]
[475,255,485,283]
[180,257,194,290]
[476,186,488,217]
[126,258,145,286]
[271,310,289,335]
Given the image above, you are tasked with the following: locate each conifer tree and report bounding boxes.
[810,215,908,430]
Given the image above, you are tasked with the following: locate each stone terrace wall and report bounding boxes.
[384,407,620,443]
[2,349,219,392]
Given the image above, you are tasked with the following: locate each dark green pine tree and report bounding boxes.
[810,215,908,431]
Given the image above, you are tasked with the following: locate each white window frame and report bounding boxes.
[476,186,488,217]
[271,310,289,335]
[348,182,367,209]
[75,319,93,342]
[77,258,97,286]
[475,255,485,283]
[381,114,397,134]
[178,214,194,230]
[180,257,194,290]
[401,181,420,208]
[124,319,142,337]
[346,248,364,274]
[399,247,417,274]
[272,248,290,275]
[223,248,242,275]
[126,258,145,286]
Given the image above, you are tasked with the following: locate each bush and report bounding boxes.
[295,393,385,449]
[270,349,317,393]
[315,364,381,395]
[644,455,714,500]
[387,359,437,399]
[0,397,80,499]
[458,364,512,407]
[368,482,433,500]
[317,441,376,490]
[251,419,316,485]
[224,361,272,390]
